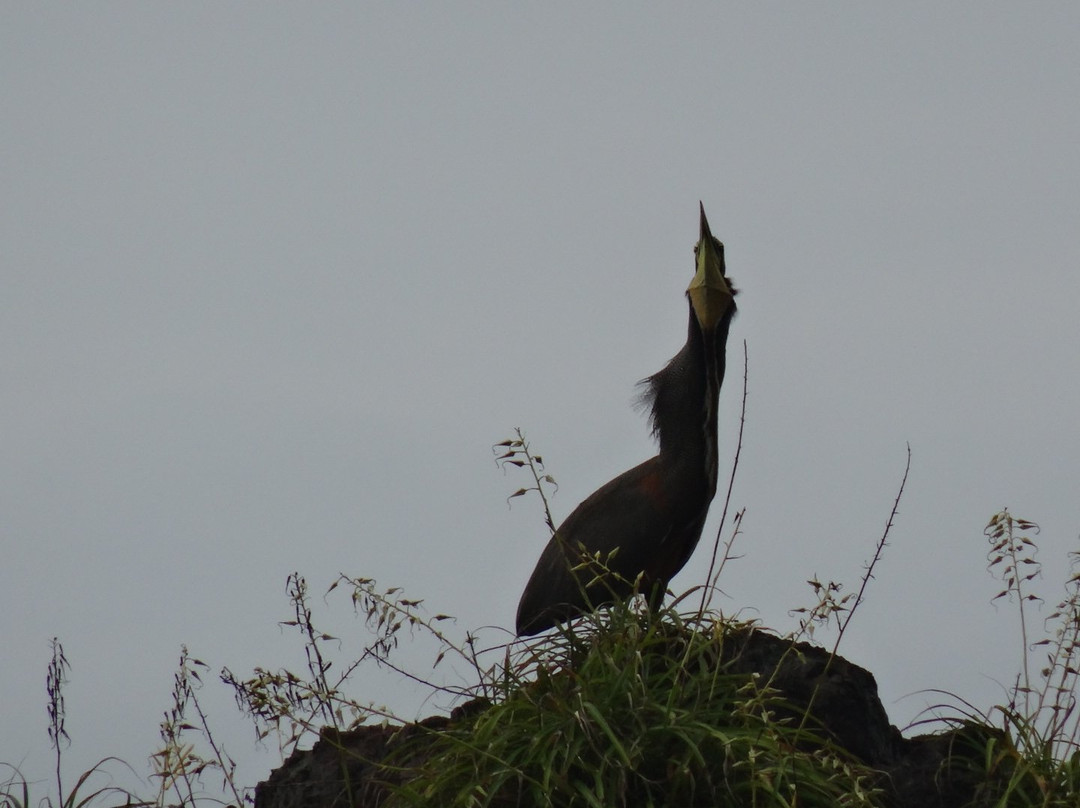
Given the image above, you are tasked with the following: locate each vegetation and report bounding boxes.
[3,422,1078,806]
[386,610,881,807]
[941,511,1080,805]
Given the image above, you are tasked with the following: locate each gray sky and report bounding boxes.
[3,4,1079,797]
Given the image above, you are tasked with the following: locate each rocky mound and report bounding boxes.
[255,627,995,808]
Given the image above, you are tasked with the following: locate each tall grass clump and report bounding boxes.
[908,510,1080,807]
[959,509,1080,805]
[388,603,880,808]
[0,639,144,808]
[152,646,245,807]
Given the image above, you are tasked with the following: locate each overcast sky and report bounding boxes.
[3,4,1079,799]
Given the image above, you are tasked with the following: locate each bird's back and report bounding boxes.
[515,455,709,635]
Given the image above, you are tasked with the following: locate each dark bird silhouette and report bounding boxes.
[516,204,738,636]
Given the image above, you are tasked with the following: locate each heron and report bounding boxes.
[516,204,738,636]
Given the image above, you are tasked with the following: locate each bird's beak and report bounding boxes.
[687,203,735,331]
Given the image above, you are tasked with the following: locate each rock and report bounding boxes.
[254,627,994,808]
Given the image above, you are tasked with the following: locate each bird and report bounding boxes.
[515,204,738,636]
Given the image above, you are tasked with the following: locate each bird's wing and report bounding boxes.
[516,458,670,634]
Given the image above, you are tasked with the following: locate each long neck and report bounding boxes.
[644,308,732,497]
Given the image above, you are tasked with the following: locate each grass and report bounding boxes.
[954,510,1080,806]
[387,606,882,807]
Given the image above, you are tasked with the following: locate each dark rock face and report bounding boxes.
[717,629,902,765]
[253,717,441,808]
[712,629,995,807]
[254,699,491,808]
[254,628,993,808]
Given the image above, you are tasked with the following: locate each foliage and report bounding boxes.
[389,605,881,807]
[153,646,244,807]
[0,640,146,808]
[966,509,1080,805]
[221,571,474,754]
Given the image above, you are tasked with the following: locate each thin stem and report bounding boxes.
[698,339,749,618]
[495,430,558,536]
[1007,521,1033,703]
[830,443,910,663]
[516,428,556,535]
[46,638,70,806]
[187,677,244,807]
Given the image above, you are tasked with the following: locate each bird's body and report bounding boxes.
[515,206,737,636]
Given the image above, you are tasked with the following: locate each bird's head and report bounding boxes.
[687,203,736,331]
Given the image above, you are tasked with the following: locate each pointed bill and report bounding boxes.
[687,203,735,330]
